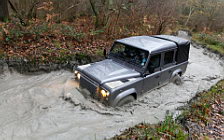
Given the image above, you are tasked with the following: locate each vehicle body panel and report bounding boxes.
[79,59,140,84]
[143,71,161,93]
[116,36,177,54]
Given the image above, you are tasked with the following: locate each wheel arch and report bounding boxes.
[111,88,137,107]
[171,69,182,79]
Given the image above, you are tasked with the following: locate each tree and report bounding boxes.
[146,0,177,34]
[0,0,9,21]
[89,0,114,29]
[184,0,199,26]
[185,0,224,32]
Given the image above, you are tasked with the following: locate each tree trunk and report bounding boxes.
[0,0,9,21]
[89,0,100,28]
[89,0,113,29]
[185,6,193,26]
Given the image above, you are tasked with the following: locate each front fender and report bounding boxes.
[110,88,136,107]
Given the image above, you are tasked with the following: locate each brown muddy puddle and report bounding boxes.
[0,45,223,140]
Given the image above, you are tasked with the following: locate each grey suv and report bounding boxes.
[74,35,190,106]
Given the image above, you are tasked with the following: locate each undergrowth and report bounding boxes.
[112,114,188,140]
[193,33,224,55]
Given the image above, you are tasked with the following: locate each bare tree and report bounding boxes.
[146,0,176,34]
[184,0,198,26]
[0,0,9,21]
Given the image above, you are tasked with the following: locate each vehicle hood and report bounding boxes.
[79,59,140,84]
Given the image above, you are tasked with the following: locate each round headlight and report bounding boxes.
[77,73,81,80]
[74,70,81,80]
[100,89,109,97]
[74,70,78,74]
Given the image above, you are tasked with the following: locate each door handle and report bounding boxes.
[155,75,160,79]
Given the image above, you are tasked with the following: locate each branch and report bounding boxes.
[89,0,98,17]
[61,3,80,17]
[8,0,18,13]
[27,0,40,19]
[8,0,26,26]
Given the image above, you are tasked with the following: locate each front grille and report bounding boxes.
[80,75,98,95]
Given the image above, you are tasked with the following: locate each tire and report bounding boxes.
[172,74,183,85]
[117,95,135,107]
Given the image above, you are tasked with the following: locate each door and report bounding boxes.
[143,53,162,92]
[160,49,176,84]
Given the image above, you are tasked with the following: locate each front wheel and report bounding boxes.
[117,95,135,107]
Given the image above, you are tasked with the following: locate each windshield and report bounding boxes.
[109,42,149,67]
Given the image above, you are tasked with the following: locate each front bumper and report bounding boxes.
[76,74,110,104]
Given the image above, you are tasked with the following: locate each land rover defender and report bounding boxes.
[74,35,190,106]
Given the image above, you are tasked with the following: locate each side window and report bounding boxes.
[164,50,174,65]
[148,54,161,73]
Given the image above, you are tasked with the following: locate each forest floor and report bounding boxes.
[0,19,113,67]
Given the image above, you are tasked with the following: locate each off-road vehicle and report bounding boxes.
[74,35,190,106]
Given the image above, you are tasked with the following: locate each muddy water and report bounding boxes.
[0,46,224,140]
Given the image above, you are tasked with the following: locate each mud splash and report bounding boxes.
[0,45,224,140]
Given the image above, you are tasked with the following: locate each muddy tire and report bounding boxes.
[117,95,135,107]
[172,74,183,85]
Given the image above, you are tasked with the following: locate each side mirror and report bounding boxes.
[103,49,107,58]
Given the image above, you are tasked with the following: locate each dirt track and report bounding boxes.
[0,44,224,140]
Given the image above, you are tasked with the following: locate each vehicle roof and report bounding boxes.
[116,35,190,54]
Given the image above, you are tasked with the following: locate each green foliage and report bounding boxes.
[112,114,188,140]
[0,20,108,64]
[193,33,224,55]
[207,45,224,55]
[2,17,9,23]
[3,23,85,42]
[75,53,88,60]
[53,24,85,39]
[198,33,223,46]
[53,40,62,48]
[156,114,188,140]
[95,49,104,57]
[90,29,104,36]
